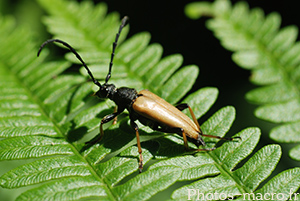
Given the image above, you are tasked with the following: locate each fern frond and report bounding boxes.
[185,0,300,161]
[1,0,299,200]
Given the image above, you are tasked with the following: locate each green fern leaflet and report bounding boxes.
[1,0,300,200]
[185,0,300,161]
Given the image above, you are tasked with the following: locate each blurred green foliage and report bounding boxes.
[0,0,48,42]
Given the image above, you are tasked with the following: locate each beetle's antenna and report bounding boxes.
[105,16,129,84]
[37,39,102,88]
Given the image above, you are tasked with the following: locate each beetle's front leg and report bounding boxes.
[112,106,118,125]
[130,120,143,173]
[86,111,122,144]
[99,112,119,139]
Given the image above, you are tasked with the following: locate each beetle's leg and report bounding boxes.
[177,103,240,141]
[177,128,212,151]
[156,126,190,151]
[151,125,189,151]
[176,103,200,129]
[130,120,143,173]
[100,112,119,138]
[181,128,189,151]
[175,103,189,111]
[179,129,215,151]
[176,103,201,131]
[154,126,214,152]
[86,112,121,144]
[112,106,118,125]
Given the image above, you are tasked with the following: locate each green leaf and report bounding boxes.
[0,156,91,188]
[170,144,286,201]
[118,32,151,63]
[130,43,163,77]
[183,87,218,120]
[0,136,73,160]
[245,83,297,104]
[255,99,300,123]
[16,176,108,201]
[159,65,199,104]
[254,168,300,201]
[185,0,300,161]
[290,146,300,161]
[270,122,300,143]
[201,106,235,143]
[232,145,281,192]
[144,54,182,91]
[112,166,182,201]
[185,2,214,19]
[270,121,300,160]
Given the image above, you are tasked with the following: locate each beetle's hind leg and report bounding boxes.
[175,127,214,152]
[176,103,201,131]
[157,126,193,151]
[176,103,240,141]
[130,120,143,173]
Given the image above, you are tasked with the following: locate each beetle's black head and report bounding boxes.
[94,83,116,100]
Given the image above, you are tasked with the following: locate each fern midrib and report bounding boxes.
[38,2,134,198]
[40,4,151,199]
[223,14,300,102]
[208,151,249,195]
[255,34,300,100]
[5,60,117,200]
[41,1,197,199]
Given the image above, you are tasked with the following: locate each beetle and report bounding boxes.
[38,16,239,173]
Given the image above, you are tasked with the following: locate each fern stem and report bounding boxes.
[207,151,249,194]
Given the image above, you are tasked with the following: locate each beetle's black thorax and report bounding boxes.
[112,87,138,109]
[95,84,138,110]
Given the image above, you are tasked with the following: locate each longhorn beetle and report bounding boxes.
[38,16,239,173]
